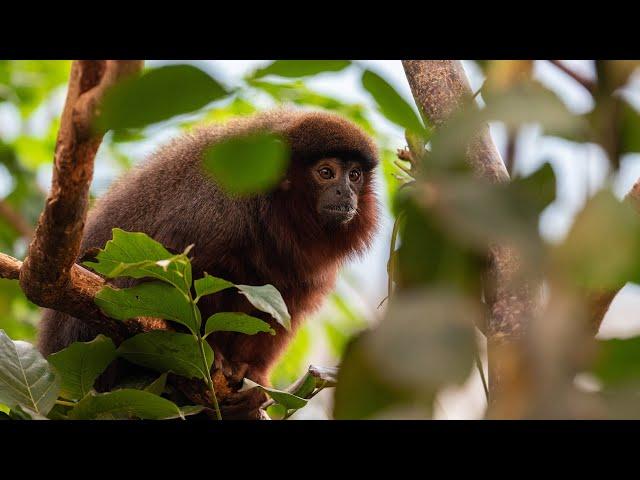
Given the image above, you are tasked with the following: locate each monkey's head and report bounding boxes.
[307,155,367,226]
[269,110,379,254]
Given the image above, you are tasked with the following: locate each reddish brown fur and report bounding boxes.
[38,109,379,388]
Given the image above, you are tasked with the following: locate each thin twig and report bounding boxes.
[548,60,596,94]
[0,201,33,239]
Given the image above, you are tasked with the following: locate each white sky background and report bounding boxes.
[3,60,640,418]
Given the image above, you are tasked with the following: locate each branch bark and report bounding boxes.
[0,61,155,343]
[0,60,244,415]
[402,60,537,416]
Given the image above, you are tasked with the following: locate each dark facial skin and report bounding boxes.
[311,157,364,225]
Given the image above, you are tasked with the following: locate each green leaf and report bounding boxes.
[280,365,339,400]
[242,378,307,409]
[361,69,425,135]
[554,189,640,290]
[204,312,275,337]
[144,372,168,396]
[68,389,189,420]
[203,132,290,195]
[194,273,234,300]
[83,228,192,294]
[510,162,557,215]
[236,284,291,331]
[47,335,116,401]
[0,330,59,416]
[117,331,213,381]
[95,282,199,334]
[620,99,640,154]
[334,289,477,419]
[98,64,229,131]
[591,337,640,387]
[252,60,351,79]
[7,404,49,420]
[333,334,413,419]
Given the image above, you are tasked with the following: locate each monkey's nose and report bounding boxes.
[335,188,342,196]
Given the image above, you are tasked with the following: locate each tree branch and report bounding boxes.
[548,60,596,95]
[0,61,247,415]
[0,61,160,341]
[402,60,537,416]
[0,252,21,280]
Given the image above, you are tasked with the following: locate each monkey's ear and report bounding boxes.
[279,178,292,191]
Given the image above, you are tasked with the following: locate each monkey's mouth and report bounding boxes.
[322,204,357,224]
[324,204,356,214]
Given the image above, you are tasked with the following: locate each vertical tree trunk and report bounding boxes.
[402,60,537,416]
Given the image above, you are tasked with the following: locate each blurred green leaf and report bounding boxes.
[430,81,584,174]
[251,60,351,79]
[48,335,116,401]
[204,312,275,337]
[13,135,55,168]
[591,337,640,388]
[4,60,70,116]
[270,324,311,388]
[0,279,38,342]
[511,162,557,215]
[68,389,195,420]
[366,290,478,393]
[554,189,640,290]
[95,282,199,333]
[236,283,291,331]
[98,64,229,131]
[84,228,192,294]
[403,163,555,279]
[0,330,59,416]
[361,69,425,135]
[203,132,289,196]
[334,334,412,419]
[334,289,477,418]
[620,99,640,154]
[397,198,484,294]
[117,331,213,380]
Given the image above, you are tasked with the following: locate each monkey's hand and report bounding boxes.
[211,348,268,419]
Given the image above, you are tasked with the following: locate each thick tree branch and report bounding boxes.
[0,252,21,280]
[0,61,163,342]
[0,61,245,415]
[402,61,537,416]
[6,61,149,343]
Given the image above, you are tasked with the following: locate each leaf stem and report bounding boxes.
[55,399,76,407]
[198,337,222,420]
[474,350,489,402]
[386,211,406,302]
[189,290,222,420]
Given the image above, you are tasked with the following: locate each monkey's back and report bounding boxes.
[37,109,378,374]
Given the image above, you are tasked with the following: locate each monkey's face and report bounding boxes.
[311,157,364,226]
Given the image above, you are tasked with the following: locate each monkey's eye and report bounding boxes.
[318,167,334,179]
[349,169,361,182]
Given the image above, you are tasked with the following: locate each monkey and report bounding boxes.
[37,109,379,417]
